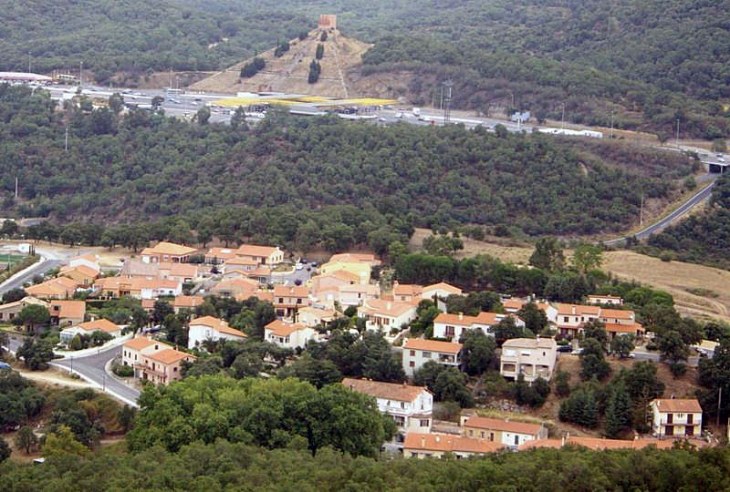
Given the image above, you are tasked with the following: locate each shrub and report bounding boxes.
[669,362,687,378]
[113,364,134,377]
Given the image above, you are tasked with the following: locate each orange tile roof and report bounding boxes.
[174,295,204,308]
[26,277,77,297]
[60,264,100,279]
[142,242,198,256]
[653,399,703,413]
[359,299,415,318]
[190,316,247,338]
[225,256,259,266]
[434,311,505,327]
[403,338,462,354]
[265,319,309,337]
[600,309,635,320]
[146,348,196,365]
[124,336,169,351]
[242,291,274,303]
[273,284,310,298]
[236,244,280,257]
[588,295,622,300]
[342,378,429,402]
[605,322,644,334]
[163,262,199,277]
[556,304,601,316]
[141,299,155,309]
[404,433,503,454]
[518,439,564,450]
[205,247,238,260]
[393,283,423,297]
[463,416,542,435]
[50,300,86,319]
[423,282,462,295]
[502,337,556,350]
[77,319,119,334]
[568,437,675,451]
[330,270,361,282]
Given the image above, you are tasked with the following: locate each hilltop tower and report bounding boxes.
[319,14,337,30]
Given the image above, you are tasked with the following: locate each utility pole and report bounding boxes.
[561,102,566,131]
[443,80,453,125]
[79,61,83,87]
[676,119,680,149]
[27,52,31,73]
[610,112,615,139]
[640,193,645,226]
[65,126,69,153]
[718,387,722,428]
[14,177,18,200]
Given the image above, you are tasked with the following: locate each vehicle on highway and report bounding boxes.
[295,263,303,271]
[412,107,421,117]
[301,259,308,264]
[169,98,180,104]
[310,262,318,267]
[395,112,404,118]
[571,348,584,355]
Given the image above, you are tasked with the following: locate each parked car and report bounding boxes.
[556,345,572,353]
[571,348,584,355]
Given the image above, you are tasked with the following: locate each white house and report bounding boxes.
[403,433,503,459]
[342,378,433,434]
[587,295,624,306]
[122,336,172,367]
[358,299,417,333]
[461,416,547,449]
[264,319,318,350]
[432,312,522,341]
[69,253,101,273]
[421,282,462,310]
[297,306,339,328]
[60,318,122,344]
[650,399,703,438]
[502,299,558,324]
[500,337,557,382]
[188,316,247,350]
[402,338,463,377]
[692,340,719,358]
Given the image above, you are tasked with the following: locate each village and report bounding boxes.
[0,237,717,459]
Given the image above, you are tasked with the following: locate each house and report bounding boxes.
[204,247,239,265]
[273,284,310,318]
[264,319,317,349]
[158,262,200,283]
[58,264,99,287]
[188,316,247,350]
[403,433,503,459]
[25,277,78,299]
[93,277,182,299]
[555,304,602,337]
[358,299,417,333]
[122,336,171,367]
[316,283,379,308]
[500,337,557,382]
[651,399,703,438]
[421,282,462,310]
[402,338,463,377]
[310,270,361,291]
[598,308,644,339]
[140,242,198,264]
[503,299,558,324]
[320,253,380,284]
[587,294,624,306]
[0,296,48,323]
[60,318,122,344]
[69,253,101,273]
[235,244,284,266]
[342,378,433,434]
[49,300,86,328]
[210,277,259,298]
[136,348,196,385]
[392,282,423,304]
[461,416,546,448]
[432,312,522,341]
[221,257,260,276]
[173,295,205,313]
[297,306,339,328]
[120,259,160,279]
[692,339,719,358]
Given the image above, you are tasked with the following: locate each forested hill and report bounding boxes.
[648,175,730,269]
[0,0,308,79]
[0,85,694,239]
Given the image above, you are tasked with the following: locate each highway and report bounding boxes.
[605,179,717,246]
[0,246,65,296]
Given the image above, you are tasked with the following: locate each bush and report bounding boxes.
[669,362,687,378]
[113,364,134,378]
[659,251,674,262]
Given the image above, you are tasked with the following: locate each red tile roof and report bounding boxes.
[403,338,462,354]
[463,416,542,435]
[342,378,429,402]
[404,433,503,454]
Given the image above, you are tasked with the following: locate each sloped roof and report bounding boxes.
[50,300,86,319]
[600,309,635,320]
[273,284,309,298]
[404,433,503,454]
[342,378,428,402]
[77,318,119,333]
[60,264,99,279]
[403,338,462,354]
[236,244,280,257]
[653,399,703,413]
[556,304,601,316]
[393,283,423,297]
[146,348,196,365]
[605,322,644,334]
[124,336,169,351]
[142,241,197,256]
[434,311,505,327]
[173,295,204,308]
[359,299,415,318]
[265,319,310,337]
[423,282,462,295]
[189,316,247,338]
[463,416,541,435]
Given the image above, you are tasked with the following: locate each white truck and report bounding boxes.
[412,107,421,117]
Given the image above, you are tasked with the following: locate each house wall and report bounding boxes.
[188,325,245,350]
[403,348,460,377]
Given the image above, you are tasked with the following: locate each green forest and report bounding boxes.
[0,85,695,241]
[647,175,730,269]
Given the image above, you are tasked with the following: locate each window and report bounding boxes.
[514,435,519,446]
[296,298,302,304]
[400,402,405,409]
[409,361,415,367]
[423,352,432,359]
[676,413,684,419]
[174,367,178,372]
[420,419,429,427]
[410,350,415,356]
[445,326,455,337]
[563,316,568,323]
[278,298,284,303]
[480,431,485,439]
[469,430,474,437]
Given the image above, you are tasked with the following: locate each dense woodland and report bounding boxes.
[0,86,694,241]
[647,175,730,269]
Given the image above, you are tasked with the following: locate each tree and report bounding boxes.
[308,60,321,84]
[2,288,26,303]
[320,31,328,42]
[604,382,632,438]
[610,334,635,358]
[196,106,211,125]
[108,93,124,114]
[230,106,248,130]
[42,425,90,459]
[529,237,565,271]
[433,367,473,407]
[554,370,571,397]
[517,302,548,334]
[153,300,174,325]
[316,43,324,60]
[581,338,611,381]
[0,437,10,463]
[657,330,690,362]
[16,337,54,370]
[16,304,50,332]
[460,330,496,376]
[118,405,136,433]
[572,244,603,273]
[0,219,19,238]
[15,425,38,454]
[559,387,598,428]
[277,353,342,388]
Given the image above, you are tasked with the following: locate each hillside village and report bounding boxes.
[1,235,724,459]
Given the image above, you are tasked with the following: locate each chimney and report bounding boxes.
[458,312,464,320]
[387,302,392,310]
[435,436,440,443]
[561,436,566,446]
[421,437,425,447]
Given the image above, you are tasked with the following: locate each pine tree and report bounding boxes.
[605,382,633,438]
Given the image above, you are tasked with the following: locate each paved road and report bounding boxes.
[605,180,716,246]
[52,345,140,406]
[0,245,67,296]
